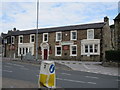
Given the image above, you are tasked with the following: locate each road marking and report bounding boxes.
[7,63,24,67]
[83,64,96,69]
[57,78,85,83]
[87,82,96,84]
[3,70,13,73]
[20,67,29,70]
[61,73,71,76]
[57,78,96,85]
[85,76,99,79]
[4,65,11,68]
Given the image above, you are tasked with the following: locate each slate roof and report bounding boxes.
[114,13,120,20]
[3,22,105,37]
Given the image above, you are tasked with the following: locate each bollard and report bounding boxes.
[38,61,56,88]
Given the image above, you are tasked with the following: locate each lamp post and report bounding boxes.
[36,0,39,61]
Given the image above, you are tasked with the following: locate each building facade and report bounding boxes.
[1,17,112,61]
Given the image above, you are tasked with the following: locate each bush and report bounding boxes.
[105,50,120,62]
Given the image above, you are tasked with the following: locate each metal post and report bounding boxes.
[36,0,39,61]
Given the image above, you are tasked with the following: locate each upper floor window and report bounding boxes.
[87,29,94,39]
[30,34,35,43]
[19,35,23,44]
[71,31,77,40]
[70,45,77,56]
[56,32,62,41]
[43,33,48,42]
[11,36,15,44]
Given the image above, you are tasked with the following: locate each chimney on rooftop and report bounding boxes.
[13,28,16,31]
[104,16,109,25]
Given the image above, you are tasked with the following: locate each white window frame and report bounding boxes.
[81,44,100,56]
[70,45,77,56]
[56,32,62,41]
[87,29,94,39]
[55,45,62,56]
[19,35,23,44]
[11,36,15,44]
[71,30,77,40]
[30,34,35,43]
[43,33,48,42]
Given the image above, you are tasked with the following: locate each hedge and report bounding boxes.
[105,50,120,62]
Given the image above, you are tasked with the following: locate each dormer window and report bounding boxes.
[87,29,94,39]
[71,31,77,40]
[19,35,23,44]
[30,34,35,43]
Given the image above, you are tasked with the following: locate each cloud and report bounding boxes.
[1,2,118,34]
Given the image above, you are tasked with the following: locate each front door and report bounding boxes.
[44,49,48,60]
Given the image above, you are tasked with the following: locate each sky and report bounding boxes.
[1,0,119,33]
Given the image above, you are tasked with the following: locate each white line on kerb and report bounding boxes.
[61,73,71,76]
[56,78,96,84]
[3,70,13,73]
[85,76,99,79]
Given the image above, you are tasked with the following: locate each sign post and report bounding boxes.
[38,61,56,88]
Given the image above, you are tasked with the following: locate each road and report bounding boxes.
[2,60,119,88]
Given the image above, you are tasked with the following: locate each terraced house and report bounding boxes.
[1,17,112,61]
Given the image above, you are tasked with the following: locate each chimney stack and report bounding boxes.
[13,28,16,31]
[104,16,109,25]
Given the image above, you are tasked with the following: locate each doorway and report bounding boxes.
[44,49,48,60]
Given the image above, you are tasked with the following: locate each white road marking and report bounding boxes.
[3,70,13,73]
[7,63,24,67]
[20,67,29,70]
[61,73,71,76]
[85,76,99,79]
[4,65,11,68]
[56,78,96,85]
[87,82,96,84]
[83,64,96,69]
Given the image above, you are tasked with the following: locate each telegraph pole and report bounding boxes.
[36,0,39,61]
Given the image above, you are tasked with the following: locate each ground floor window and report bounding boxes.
[70,45,77,56]
[55,46,62,56]
[18,47,33,56]
[81,39,100,56]
[82,44,100,56]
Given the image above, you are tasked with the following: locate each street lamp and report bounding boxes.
[36,0,39,61]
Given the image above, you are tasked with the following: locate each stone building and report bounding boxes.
[114,13,120,50]
[1,17,112,61]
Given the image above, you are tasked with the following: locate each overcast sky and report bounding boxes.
[1,0,119,33]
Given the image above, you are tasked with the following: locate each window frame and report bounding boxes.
[56,32,62,41]
[70,45,77,56]
[87,29,94,39]
[71,30,77,40]
[43,33,48,42]
[30,34,35,43]
[55,45,62,56]
[11,36,15,44]
[19,35,23,44]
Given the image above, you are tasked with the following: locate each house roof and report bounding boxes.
[3,22,105,37]
[114,13,120,20]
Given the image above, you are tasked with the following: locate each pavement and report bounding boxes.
[54,60,119,76]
